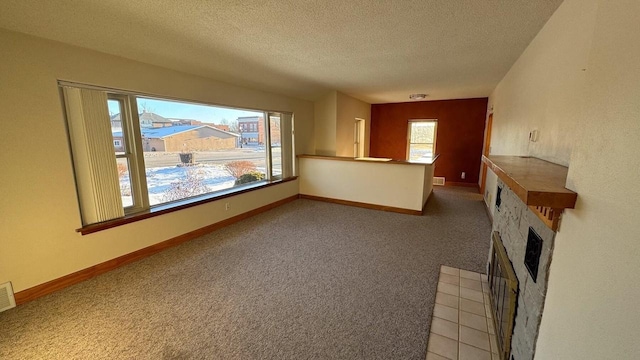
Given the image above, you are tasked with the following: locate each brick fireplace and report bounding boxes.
[491,178,556,359]
[483,156,577,360]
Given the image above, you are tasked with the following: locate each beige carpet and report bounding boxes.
[0,186,491,359]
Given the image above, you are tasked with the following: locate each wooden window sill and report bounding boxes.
[77,177,298,235]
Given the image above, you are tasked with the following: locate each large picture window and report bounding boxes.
[62,83,294,226]
[407,120,437,162]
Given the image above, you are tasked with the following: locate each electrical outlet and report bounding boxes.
[461,172,466,179]
[225,202,230,211]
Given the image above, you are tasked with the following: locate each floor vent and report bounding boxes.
[433,177,445,186]
[0,282,17,312]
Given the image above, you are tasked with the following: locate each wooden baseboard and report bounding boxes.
[14,195,298,305]
[298,194,423,215]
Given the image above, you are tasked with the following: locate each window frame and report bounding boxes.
[267,112,284,180]
[61,81,295,232]
[406,119,437,162]
[108,93,150,215]
[115,95,291,212]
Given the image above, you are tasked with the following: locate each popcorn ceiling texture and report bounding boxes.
[0,0,562,103]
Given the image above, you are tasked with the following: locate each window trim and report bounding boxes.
[406,119,437,161]
[109,93,149,214]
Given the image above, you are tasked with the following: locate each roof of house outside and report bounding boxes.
[113,125,239,139]
[169,117,200,122]
[141,125,198,138]
[111,112,176,123]
[140,112,171,123]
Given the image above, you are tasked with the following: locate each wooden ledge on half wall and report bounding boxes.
[297,153,439,165]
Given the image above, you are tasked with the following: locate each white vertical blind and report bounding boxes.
[63,87,124,225]
[280,113,293,178]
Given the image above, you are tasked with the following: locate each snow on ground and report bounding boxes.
[120,163,261,207]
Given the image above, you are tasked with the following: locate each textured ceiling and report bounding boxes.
[0,0,563,103]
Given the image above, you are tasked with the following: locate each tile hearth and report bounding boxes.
[426,266,499,360]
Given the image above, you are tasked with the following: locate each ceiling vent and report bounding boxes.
[0,282,17,312]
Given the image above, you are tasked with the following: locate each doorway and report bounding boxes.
[354,118,365,157]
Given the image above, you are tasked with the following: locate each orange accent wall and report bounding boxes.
[370,98,488,184]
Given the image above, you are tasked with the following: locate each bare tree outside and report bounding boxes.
[138,101,156,113]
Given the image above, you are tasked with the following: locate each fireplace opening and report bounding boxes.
[525,227,543,283]
[489,232,518,360]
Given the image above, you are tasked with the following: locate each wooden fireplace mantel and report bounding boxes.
[482,155,577,231]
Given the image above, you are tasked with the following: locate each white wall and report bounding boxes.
[488,0,597,166]
[485,0,597,219]
[313,91,337,156]
[536,1,640,358]
[313,91,371,157]
[421,164,435,207]
[299,157,429,211]
[0,29,313,293]
[335,92,371,157]
[487,0,640,358]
